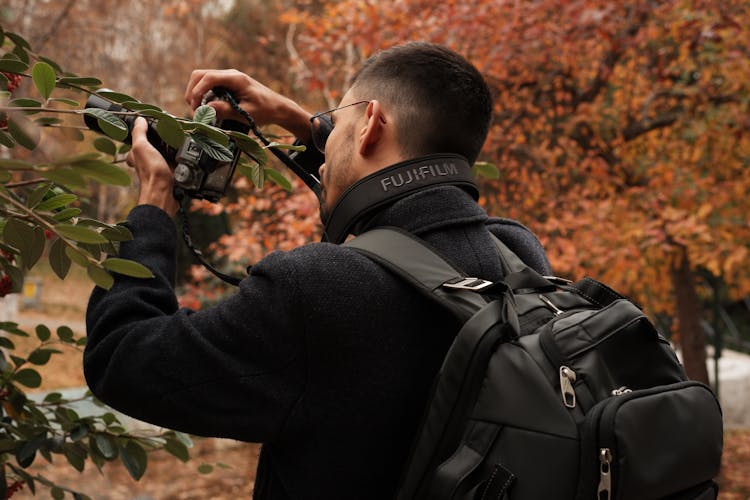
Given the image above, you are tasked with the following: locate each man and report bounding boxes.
[84,42,550,499]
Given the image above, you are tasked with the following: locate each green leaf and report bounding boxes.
[7,114,41,150]
[97,90,138,104]
[472,161,500,180]
[122,101,162,112]
[82,109,128,142]
[0,158,32,170]
[93,434,117,459]
[35,117,63,127]
[51,487,65,500]
[6,32,31,50]
[50,152,101,166]
[3,217,37,266]
[173,432,193,448]
[5,264,23,294]
[193,105,216,125]
[36,193,77,212]
[238,159,263,189]
[44,168,87,190]
[16,439,39,468]
[164,438,190,462]
[57,326,74,343]
[32,62,56,100]
[191,122,230,145]
[120,441,148,480]
[70,425,88,442]
[264,168,293,192]
[198,464,214,474]
[28,348,60,366]
[0,59,28,73]
[64,246,90,267]
[155,114,187,149]
[190,134,233,162]
[55,224,107,244]
[0,337,15,350]
[0,130,15,147]
[265,142,306,152]
[27,225,46,269]
[72,160,131,186]
[26,181,53,209]
[87,264,114,290]
[0,170,11,183]
[36,324,51,342]
[0,322,28,336]
[57,76,102,87]
[37,57,62,74]
[13,368,42,388]
[228,131,267,165]
[49,97,80,107]
[53,207,82,222]
[103,258,154,278]
[93,137,117,156]
[8,98,42,113]
[44,392,63,403]
[100,224,132,242]
[63,444,86,472]
[12,45,29,65]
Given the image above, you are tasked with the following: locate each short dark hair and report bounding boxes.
[350,42,493,164]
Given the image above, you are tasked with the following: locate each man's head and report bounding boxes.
[317,42,493,217]
[349,42,493,164]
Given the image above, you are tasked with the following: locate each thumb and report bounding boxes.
[131,116,149,145]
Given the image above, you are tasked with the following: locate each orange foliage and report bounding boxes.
[283,0,750,321]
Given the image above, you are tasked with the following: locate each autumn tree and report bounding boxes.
[283,0,750,383]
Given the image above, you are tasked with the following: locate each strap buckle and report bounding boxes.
[443,277,494,292]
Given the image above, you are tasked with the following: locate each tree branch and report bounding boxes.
[34,0,77,53]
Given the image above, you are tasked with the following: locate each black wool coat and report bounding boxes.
[84,185,550,500]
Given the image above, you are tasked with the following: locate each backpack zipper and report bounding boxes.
[559,365,577,408]
[597,447,612,500]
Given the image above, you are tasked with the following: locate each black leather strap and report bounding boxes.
[323,154,478,244]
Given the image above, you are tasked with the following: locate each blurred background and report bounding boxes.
[1,0,748,498]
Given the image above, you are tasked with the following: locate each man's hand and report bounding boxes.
[184,69,312,142]
[126,117,179,217]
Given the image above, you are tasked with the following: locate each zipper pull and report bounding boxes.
[597,448,612,500]
[611,386,632,396]
[539,294,564,315]
[559,365,577,408]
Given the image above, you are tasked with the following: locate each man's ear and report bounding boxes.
[358,100,387,156]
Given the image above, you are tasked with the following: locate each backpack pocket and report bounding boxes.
[576,381,723,500]
[538,298,688,412]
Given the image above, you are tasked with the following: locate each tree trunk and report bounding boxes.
[670,246,709,384]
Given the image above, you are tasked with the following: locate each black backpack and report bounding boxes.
[346,227,723,500]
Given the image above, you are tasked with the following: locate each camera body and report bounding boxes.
[84,93,248,202]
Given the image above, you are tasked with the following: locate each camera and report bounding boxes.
[84,92,249,202]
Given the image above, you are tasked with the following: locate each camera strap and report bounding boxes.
[322,154,478,244]
[211,88,322,197]
[174,188,243,286]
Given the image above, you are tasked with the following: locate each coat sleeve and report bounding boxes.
[84,205,306,443]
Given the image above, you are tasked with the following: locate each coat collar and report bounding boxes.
[354,185,488,238]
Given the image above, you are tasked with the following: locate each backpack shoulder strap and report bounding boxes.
[490,233,529,274]
[345,227,489,321]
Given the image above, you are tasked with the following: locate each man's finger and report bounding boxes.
[185,69,209,108]
[131,116,148,145]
